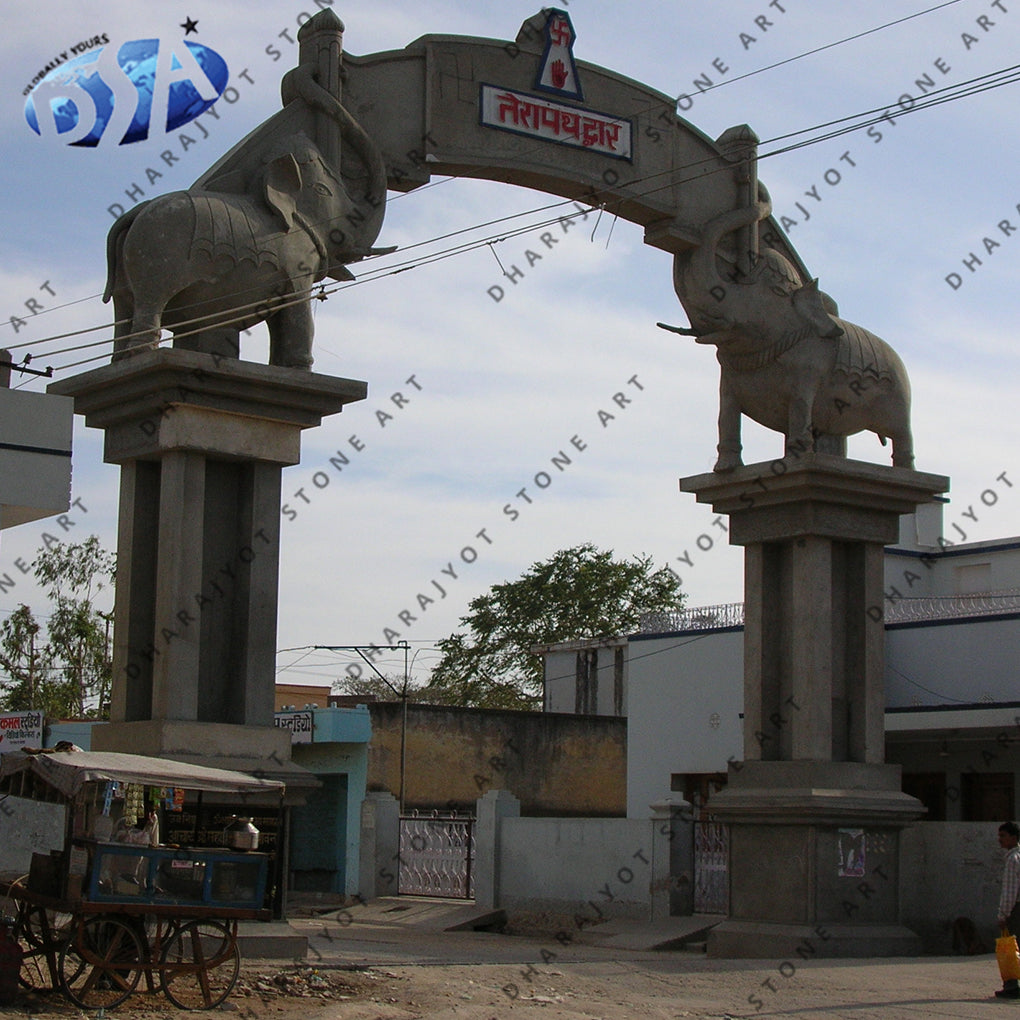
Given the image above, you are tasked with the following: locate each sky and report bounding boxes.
[0,0,1017,695]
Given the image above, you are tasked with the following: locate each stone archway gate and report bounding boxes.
[208,7,808,279]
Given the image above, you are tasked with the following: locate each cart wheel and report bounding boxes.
[160,920,239,1011]
[13,902,73,991]
[58,916,145,1009]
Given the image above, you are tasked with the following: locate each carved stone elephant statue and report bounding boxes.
[104,51,390,370]
[666,190,913,472]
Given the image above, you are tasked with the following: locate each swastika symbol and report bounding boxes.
[550,17,572,47]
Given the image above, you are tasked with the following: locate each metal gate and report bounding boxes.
[693,821,729,914]
[397,811,475,899]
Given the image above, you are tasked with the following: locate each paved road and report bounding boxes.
[267,898,1016,1018]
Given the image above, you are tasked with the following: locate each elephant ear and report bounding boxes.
[263,153,303,231]
[792,278,844,339]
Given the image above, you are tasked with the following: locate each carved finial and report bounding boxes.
[715,125,761,278]
[298,9,345,38]
[297,10,345,172]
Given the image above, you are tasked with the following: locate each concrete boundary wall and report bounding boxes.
[367,703,626,816]
[497,817,656,920]
[0,795,66,875]
[360,789,681,921]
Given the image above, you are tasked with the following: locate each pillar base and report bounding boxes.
[91,720,319,800]
[711,760,925,825]
[707,760,924,957]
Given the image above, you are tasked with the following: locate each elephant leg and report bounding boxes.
[786,389,815,457]
[120,301,163,355]
[111,292,135,359]
[891,428,914,469]
[814,433,847,457]
[175,327,240,360]
[714,373,743,472]
[267,297,314,370]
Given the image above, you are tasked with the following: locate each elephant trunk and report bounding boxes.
[685,184,773,295]
[283,63,388,247]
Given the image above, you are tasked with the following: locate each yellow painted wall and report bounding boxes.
[274,684,330,711]
[367,703,625,816]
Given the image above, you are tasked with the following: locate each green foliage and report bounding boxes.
[332,671,432,703]
[425,543,684,710]
[0,536,115,719]
[0,603,44,712]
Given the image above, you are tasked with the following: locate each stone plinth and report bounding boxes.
[679,454,949,957]
[50,351,365,777]
[88,720,320,794]
[706,760,924,957]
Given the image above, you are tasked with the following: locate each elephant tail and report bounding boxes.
[103,203,149,303]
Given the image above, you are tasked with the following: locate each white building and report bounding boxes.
[542,513,1020,824]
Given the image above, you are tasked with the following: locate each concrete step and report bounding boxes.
[236,920,308,960]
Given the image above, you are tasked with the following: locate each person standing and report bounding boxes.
[996,821,1020,999]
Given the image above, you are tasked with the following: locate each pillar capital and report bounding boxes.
[681,454,948,545]
[49,348,366,465]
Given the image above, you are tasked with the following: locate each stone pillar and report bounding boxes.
[650,798,692,920]
[680,454,949,957]
[359,792,400,900]
[49,350,365,779]
[474,789,520,910]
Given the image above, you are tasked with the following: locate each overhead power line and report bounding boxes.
[11,57,1017,370]
[3,0,976,338]
[692,0,968,98]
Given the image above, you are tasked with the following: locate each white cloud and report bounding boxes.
[1,0,1017,694]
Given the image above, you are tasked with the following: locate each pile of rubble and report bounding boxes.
[234,965,364,1001]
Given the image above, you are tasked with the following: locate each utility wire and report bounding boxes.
[692,0,967,98]
[2,0,972,338]
[12,58,1019,369]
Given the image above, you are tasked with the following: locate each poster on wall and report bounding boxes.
[838,828,866,877]
[0,711,43,753]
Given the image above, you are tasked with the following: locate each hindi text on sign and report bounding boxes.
[480,84,632,160]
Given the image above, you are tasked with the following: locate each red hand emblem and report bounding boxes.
[551,59,568,89]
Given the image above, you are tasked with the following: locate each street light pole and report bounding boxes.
[400,641,409,813]
[315,642,411,812]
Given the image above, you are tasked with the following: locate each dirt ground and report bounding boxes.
[0,953,1013,1020]
[2,963,373,1019]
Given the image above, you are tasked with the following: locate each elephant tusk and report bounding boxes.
[657,321,700,336]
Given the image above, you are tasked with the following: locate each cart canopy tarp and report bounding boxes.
[0,750,285,800]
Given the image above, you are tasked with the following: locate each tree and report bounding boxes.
[0,536,115,719]
[0,604,44,711]
[424,543,684,710]
[332,671,433,704]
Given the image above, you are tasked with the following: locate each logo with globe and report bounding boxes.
[24,37,228,147]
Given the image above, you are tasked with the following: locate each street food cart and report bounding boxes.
[0,749,284,1010]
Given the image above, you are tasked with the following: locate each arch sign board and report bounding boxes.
[339,8,807,276]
